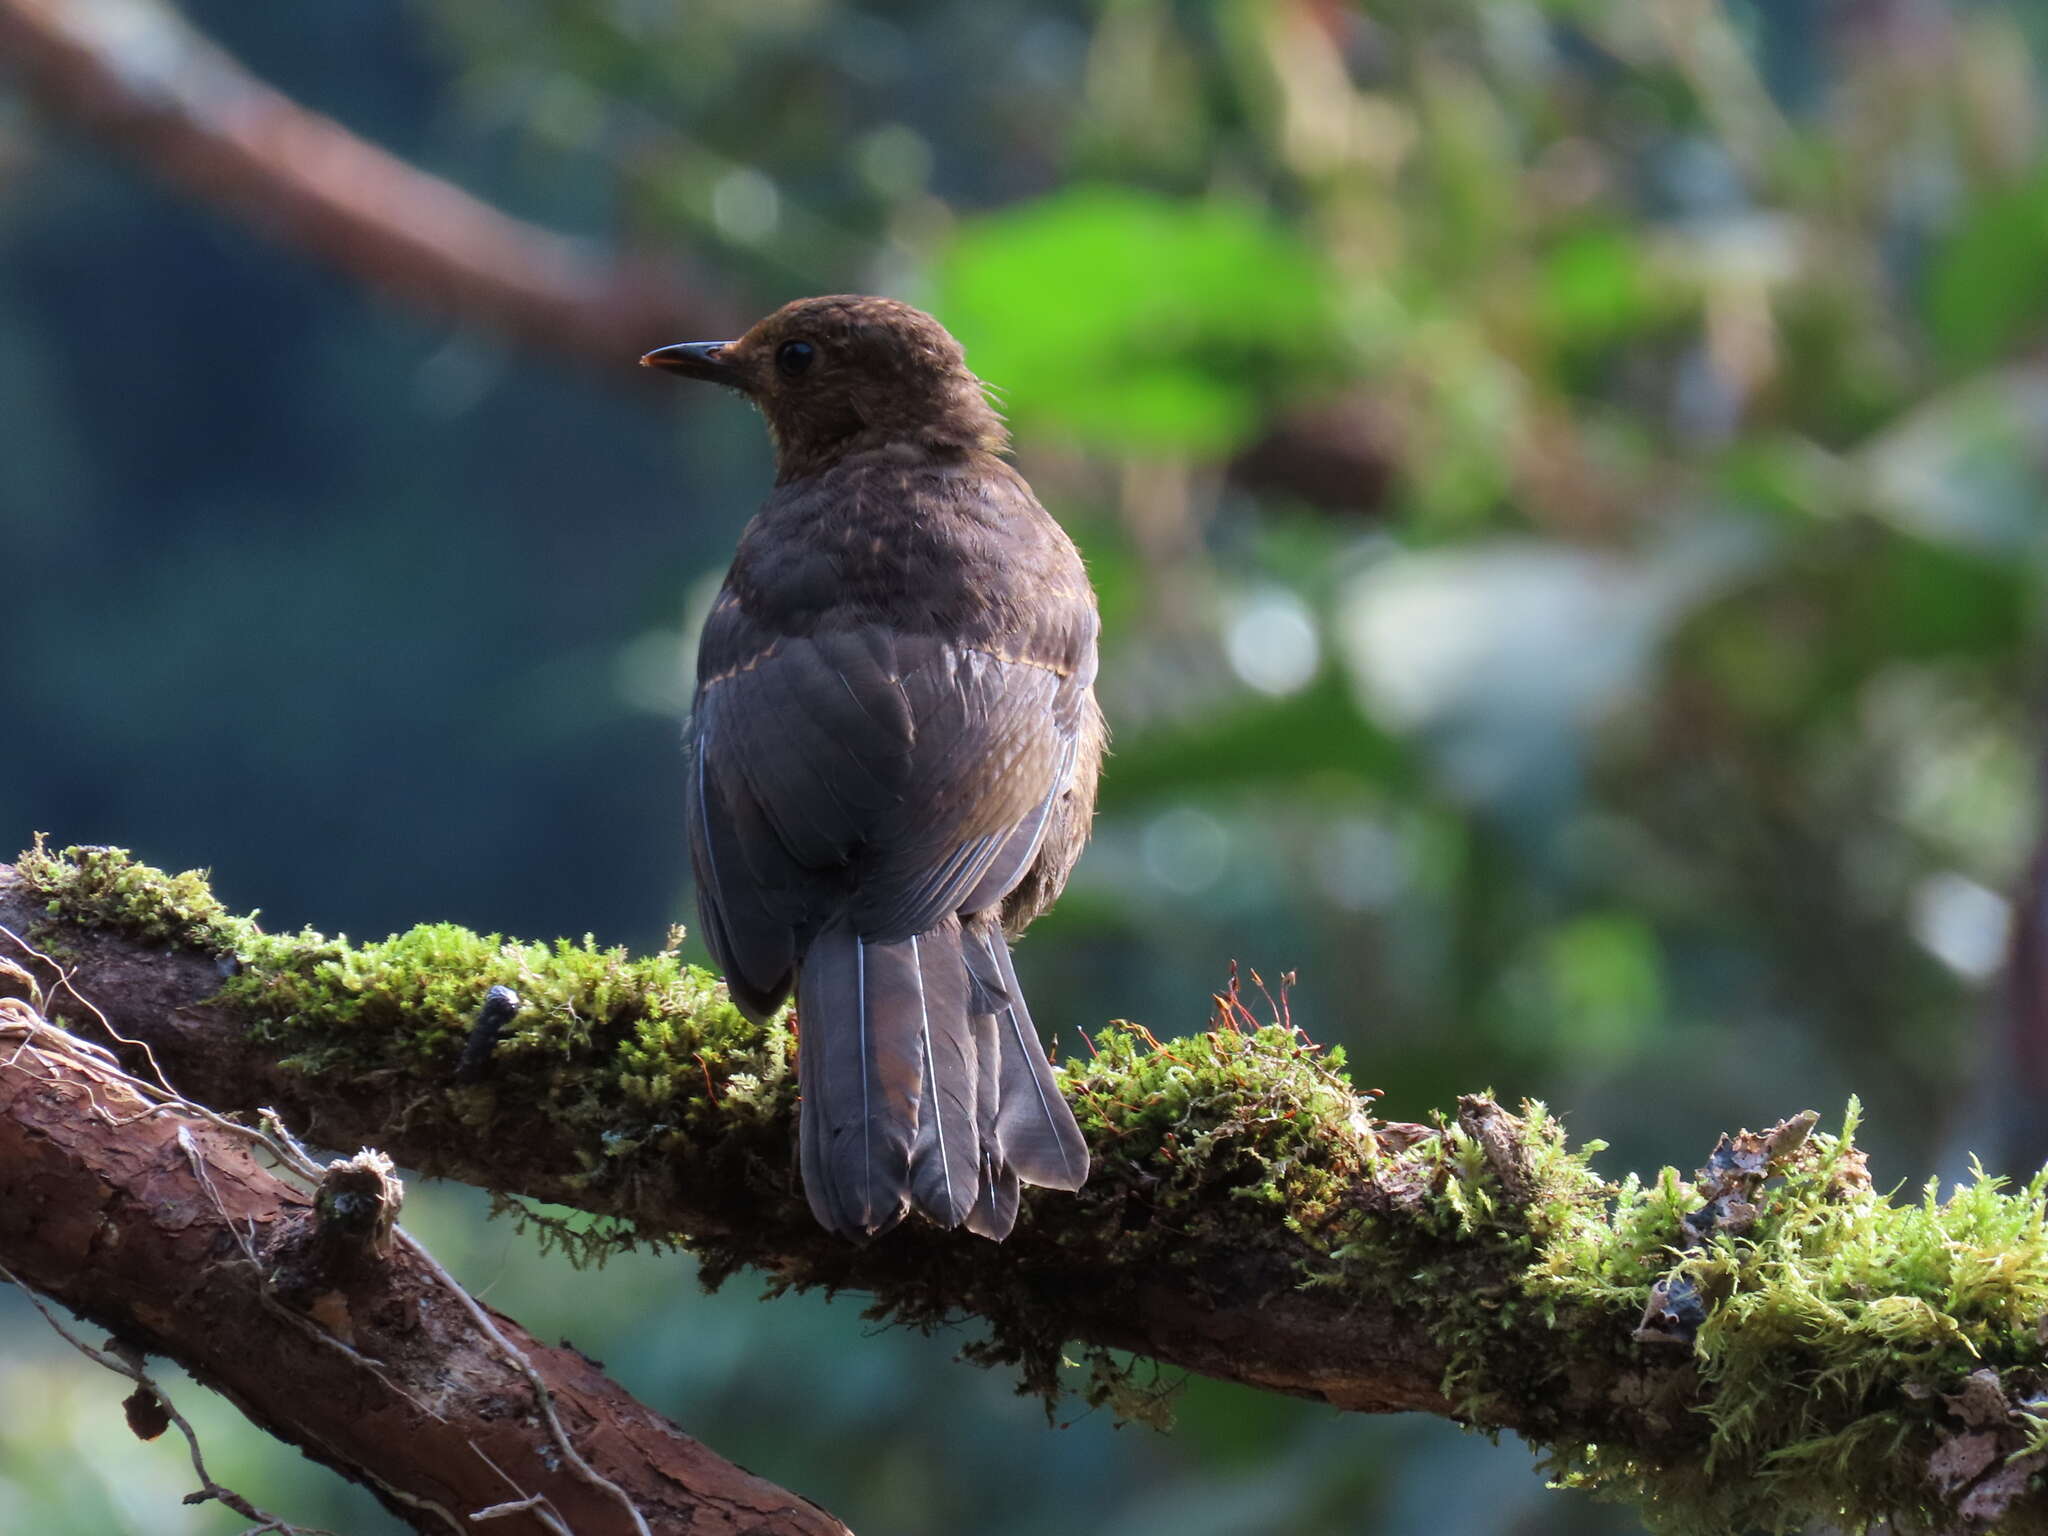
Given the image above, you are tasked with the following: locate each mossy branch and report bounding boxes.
[8,844,2048,1535]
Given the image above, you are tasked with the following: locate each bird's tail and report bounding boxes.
[962,916,1090,1232]
[796,914,1090,1241]
[798,915,977,1237]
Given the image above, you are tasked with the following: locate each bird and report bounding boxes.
[641,295,1100,1241]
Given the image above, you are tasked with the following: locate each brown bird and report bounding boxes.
[642,295,1101,1240]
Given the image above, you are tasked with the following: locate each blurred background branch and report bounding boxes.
[0,0,1395,513]
[0,0,734,358]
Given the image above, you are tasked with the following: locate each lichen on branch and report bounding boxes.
[13,841,2048,1535]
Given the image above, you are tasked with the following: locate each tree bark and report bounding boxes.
[0,997,848,1535]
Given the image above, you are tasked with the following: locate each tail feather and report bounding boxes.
[964,1010,1022,1239]
[964,1154,1023,1240]
[796,923,920,1237]
[977,924,1091,1194]
[906,925,981,1228]
[798,1026,834,1230]
[797,915,1090,1240]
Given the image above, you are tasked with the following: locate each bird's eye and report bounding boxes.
[776,340,815,378]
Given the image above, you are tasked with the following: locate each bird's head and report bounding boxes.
[642,295,1007,479]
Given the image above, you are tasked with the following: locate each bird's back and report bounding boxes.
[686,443,1099,1237]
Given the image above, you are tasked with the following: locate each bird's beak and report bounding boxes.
[639,341,738,384]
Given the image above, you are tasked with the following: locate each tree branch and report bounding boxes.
[0,0,1393,512]
[7,845,2048,1534]
[0,988,849,1535]
[0,0,734,361]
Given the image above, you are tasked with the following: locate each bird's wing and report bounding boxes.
[693,617,1089,943]
[849,635,1090,938]
[687,728,800,1021]
[688,606,906,1017]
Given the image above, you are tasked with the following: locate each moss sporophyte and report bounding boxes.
[17,842,2048,1533]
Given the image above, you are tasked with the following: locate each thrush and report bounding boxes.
[643,295,1101,1241]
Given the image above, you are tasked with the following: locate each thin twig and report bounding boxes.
[0,919,177,1095]
[466,1441,575,1535]
[0,1256,338,1536]
[403,1234,654,1536]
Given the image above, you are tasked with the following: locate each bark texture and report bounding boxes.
[0,994,846,1535]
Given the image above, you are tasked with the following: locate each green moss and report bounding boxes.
[225,917,799,1205]
[16,842,801,1226]
[1061,1014,1373,1242]
[18,838,253,951]
[19,845,2048,1533]
[1533,1104,2048,1533]
[974,986,1616,1425]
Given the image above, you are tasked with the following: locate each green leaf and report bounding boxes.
[1925,167,2048,370]
[1537,225,1655,347]
[937,185,1338,454]
[1538,913,1664,1057]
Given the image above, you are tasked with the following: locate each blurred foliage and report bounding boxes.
[940,187,1341,451]
[6,0,2048,1531]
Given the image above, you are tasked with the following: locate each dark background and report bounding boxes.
[5,1,2048,1530]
